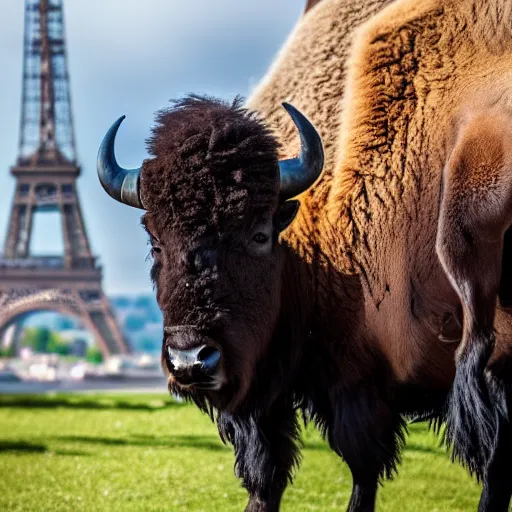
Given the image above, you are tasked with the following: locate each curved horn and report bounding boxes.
[97,116,144,209]
[279,103,324,200]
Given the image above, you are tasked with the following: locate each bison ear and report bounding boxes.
[304,0,323,14]
[275,200,300,232]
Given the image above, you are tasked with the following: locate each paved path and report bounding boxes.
[0,377,168,394]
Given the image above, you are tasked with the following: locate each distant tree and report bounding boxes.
[23,327,53,352]
[111,296,131,309]
[139,336,158,353]
[0,346,14,358]
[124,314,146,332]
[47,333,71,356]
[22,327,72,355]
[134,296,153,309]
[147,307,163,324]
[86,347,103,364]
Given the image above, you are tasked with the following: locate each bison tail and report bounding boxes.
[443,333,506,480]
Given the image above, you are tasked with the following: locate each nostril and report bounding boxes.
[197,345,221,370]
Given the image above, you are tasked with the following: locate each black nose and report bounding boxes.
[166,345,221,385]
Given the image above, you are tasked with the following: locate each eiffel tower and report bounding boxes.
[0,0,130,357]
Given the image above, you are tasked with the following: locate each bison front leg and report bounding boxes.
[218,398,301,512]
[436,112,512,481]
[326,388,406,512]
[478,406,512,512]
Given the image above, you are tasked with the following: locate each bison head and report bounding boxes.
[97,96,323,410]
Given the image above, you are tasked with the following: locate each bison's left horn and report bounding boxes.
[97,116,144,209]
[279,103,324,200]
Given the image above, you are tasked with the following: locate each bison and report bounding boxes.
[97,0,512,511]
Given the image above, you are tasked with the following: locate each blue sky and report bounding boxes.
[0,1,303,294]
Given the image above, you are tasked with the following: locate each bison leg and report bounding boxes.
[477,363,512,512]
[478,418,512,512]
[326,388,406,512]
[345,478,378,512]
[218,398,300,512]
[436,113,512,478]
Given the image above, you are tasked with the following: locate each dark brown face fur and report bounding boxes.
[140,96,298,409]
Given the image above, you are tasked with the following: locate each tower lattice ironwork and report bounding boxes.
[0,0,130,357]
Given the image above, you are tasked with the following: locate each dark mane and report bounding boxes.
[140,95,280,237]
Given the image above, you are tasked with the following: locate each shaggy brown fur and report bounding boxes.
[246,0,395,264]
[141,96,279,237]
[325,0,512,387]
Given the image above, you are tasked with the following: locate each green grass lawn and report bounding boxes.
[0,393,480,511]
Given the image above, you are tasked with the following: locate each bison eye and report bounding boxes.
[150,238,161,257]
[252,232,269,244]
[149,235,161,256]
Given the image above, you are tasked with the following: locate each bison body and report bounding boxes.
[98,0,512,510]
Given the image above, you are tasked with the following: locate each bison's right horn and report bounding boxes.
[97,116,144,209]
[278,103,324,200]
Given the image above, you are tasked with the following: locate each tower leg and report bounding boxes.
[0,321,25,356]
[79,291,130,358]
